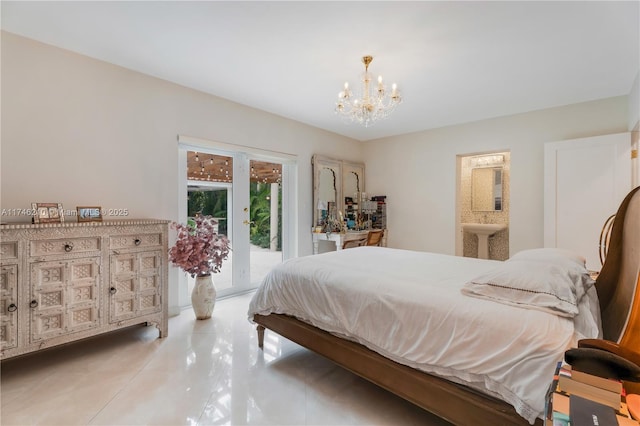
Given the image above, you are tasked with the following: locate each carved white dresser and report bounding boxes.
[0,219,169,360]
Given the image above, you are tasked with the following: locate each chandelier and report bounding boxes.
[335,55,402,127]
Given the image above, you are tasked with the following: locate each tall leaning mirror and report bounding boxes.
[312,155,343,229]
[342,161,365,226]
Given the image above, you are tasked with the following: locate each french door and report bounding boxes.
[178,138,296,303]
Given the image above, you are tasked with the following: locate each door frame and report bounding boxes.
[177,135,298,307]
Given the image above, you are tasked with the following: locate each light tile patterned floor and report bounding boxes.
[1,293,452,425]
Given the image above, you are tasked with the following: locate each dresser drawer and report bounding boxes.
[30,237,101,258]
[109,233,162,250]
[0,242,18,262]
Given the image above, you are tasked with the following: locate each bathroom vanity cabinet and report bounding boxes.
[0,219,168,360]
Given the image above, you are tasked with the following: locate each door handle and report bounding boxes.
[243,220,255,225]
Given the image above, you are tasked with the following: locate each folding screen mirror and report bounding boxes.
[342,161,365,226]
[312,155,343,229]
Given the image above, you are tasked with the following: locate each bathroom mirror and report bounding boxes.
[472,167,503,211]
[312,155,343,228]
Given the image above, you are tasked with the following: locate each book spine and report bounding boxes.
[546,361,563,421]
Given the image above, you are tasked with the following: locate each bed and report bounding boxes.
[249,186,640,426]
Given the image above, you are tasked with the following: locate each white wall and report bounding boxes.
[365,97,628,256]
[2,31,633,312]
[1,32,363,313]
[629,71,639,131]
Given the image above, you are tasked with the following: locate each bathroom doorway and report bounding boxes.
[456,151,510,260]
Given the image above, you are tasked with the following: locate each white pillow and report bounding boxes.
[461,255,594,318]
[509,248,586,268]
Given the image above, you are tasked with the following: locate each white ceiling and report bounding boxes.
[2,1,638,141]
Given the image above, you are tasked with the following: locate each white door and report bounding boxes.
[178,138,297,305]
[226,153,290,296]
[544,132,631,271]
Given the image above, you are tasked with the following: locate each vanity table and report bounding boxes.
[311,155,387,254]
[312,230,369,254]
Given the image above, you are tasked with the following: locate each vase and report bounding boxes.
[191,274,216,320]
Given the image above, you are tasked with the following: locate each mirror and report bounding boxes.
[472,167,503,211]
[312,155,366,231]
[312,155,343,229]
[342,161,365,227]
[318,168,337,204]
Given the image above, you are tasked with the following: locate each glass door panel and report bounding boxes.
[184,150,286,298]
[248,160,283,287]
[186,152,233,296]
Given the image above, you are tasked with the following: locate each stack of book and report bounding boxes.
[546,362,639,426]
[558,364,622,409]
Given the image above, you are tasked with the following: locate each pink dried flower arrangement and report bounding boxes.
[169,215,231,277]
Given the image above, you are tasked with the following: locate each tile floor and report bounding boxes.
[1,293,452,425]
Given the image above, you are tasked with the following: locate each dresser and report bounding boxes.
[0,219,168,360]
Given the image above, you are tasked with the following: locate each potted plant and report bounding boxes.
[169,215,231,320]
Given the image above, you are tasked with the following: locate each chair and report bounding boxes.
[570,188,640,395]
[342,236,368,249]
[366,229,384,246]
[566,343,640,383]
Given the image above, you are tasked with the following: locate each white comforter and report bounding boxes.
[248,247,601,424]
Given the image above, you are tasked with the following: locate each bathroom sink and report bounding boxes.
[461,223,507,236]
[461,223,508,259]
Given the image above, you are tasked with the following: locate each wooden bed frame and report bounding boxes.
[253,186,640,426]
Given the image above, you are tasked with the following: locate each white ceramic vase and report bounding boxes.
[192,274,216,320]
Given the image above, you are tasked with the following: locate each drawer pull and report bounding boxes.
[7,303,17,312]
[109,287,117,295]
[64,243,74,252]
[30,300,38,308]
[134,238,141,246]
